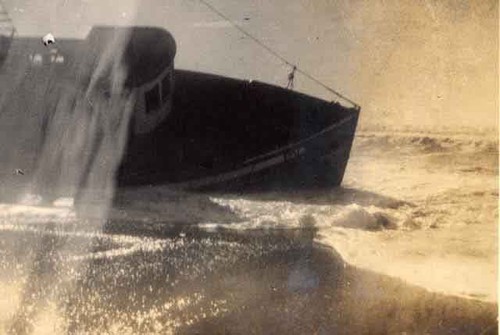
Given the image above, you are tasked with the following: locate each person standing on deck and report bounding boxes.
[287,65,297,89]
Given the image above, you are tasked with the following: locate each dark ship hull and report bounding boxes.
[0,26,359,203]
[120,70,359,191]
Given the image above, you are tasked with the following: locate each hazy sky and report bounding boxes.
[3,0,498,132]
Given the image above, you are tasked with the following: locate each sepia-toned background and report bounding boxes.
[4,0,498,132]
[0,0,497,334]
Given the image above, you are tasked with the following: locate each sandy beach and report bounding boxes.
[0,0,497,333]
[2,129,497,334]
[184,129,498,302]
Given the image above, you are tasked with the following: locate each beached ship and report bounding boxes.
[0,25,359,198]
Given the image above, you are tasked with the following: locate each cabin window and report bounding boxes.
[161,74,171,103]
[145,84,161,114]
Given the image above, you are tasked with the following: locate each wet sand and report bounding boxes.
[0,213,497,334]
[193,130,498,302]
[0,0,497,332]
[0,130,497,334]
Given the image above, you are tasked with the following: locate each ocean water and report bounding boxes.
[0,0,497,332]
[0,132,497,334]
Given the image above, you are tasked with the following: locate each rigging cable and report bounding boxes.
[196,0,360,109]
